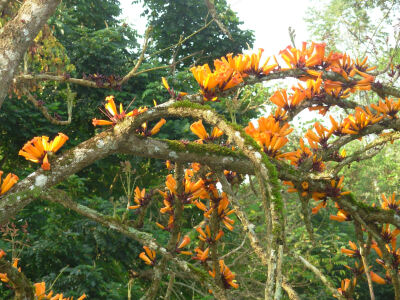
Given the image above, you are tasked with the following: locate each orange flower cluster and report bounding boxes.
[284,175,350,215]
[175,234,192,255]
[282,138,325,172]
[157,173,206,231]
[341,241,360,258]
[193,247,210,263]
[162,77,188,100]
[381,192,400,213]
[279,42,327,69]
[19,133,68,170]
[136,119,166,137]
[191,49,277,101]
[330,203,352,222]
[279,42,375,83]
[339,223,400,288]
[371,98,400,119]
[369,228,400,286]
[270,89,305,111]
[340,107,383,135]
[128,187,148,210]
[245,115,293,158]
[194,189,235,231]
[190,120,223,142]
[139,246,156,266]
[336,278,356,299]
[0,250,85,299]
[209,260,239,289]
[92,95,147,126]
[305,122,332,149]
[196,224,224,244]
[0,171,18,196]
[34,281,86,300]
[282,181,309,197]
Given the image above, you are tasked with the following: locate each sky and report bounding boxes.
[119,0,312,57]
[119,0,317,124]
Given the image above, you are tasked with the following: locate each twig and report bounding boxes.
[119,26,152,85]
[354,222,375,300]
[203,0,233,40]
[293,253,345,300]
[22,87,72,125]
[164,273,175,300]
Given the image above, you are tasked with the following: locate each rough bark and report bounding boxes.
[0,0,61,108]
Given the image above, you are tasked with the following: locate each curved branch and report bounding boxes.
[23,87,71,125]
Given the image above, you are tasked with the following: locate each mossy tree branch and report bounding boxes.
[0,259,34,300]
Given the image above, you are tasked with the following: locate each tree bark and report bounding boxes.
[0,0,61,109]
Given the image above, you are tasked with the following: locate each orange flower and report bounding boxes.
[128,187,147,210]
[190,120,223,142]
[0,171,18,196]
[330,209,351,222]
[380,223,400,245]
[34,282,47,300]
[336,278,355,298]
[305,122,331,149]
[176,235,192,255]
[137,119,166,136]
[245,115,293,159]
[92,95,147,126]
[19,133,68,170]
[225,49,277,76]
[139,246,156,266]
[312,199,327,214]
[324,176,350,198]
[161,77,188,100]
[370,271,387,285]
[279,42,326,70]
[193,247,210,262]
[270,89,305,110]
[341,241,360,258]
[282,138,325,172]
[371,98,400,119]
[34,281,87,300]
[190,64,223,101]
[156,215,174,232]
[196,225,224,243]
[381,192,400,212]
[209,260,239,289]
[0,273,8,283]
[217,193,235,231]
[355,56,376,72]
